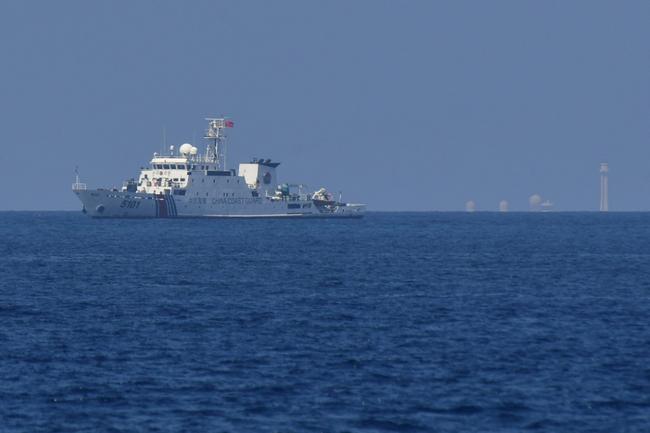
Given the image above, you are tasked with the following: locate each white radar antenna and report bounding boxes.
[204,117,234,169]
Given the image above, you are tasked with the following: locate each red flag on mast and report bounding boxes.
[225,120,234,128]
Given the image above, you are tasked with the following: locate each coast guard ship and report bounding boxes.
[72,118,365,218]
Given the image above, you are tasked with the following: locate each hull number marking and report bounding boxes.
[120,200,141,209]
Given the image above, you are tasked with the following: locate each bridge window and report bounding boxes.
[170,164,176,169]
[163,165,170,169]
[177,164,185,170]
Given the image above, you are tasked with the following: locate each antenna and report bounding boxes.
[162,126,166,156]
[72,165,87,191]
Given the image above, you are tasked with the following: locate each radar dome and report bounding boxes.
[529,194,542,206]
[190,146,198,155]
[179,143,193,155]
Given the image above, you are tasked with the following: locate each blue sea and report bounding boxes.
[1,212,649,432]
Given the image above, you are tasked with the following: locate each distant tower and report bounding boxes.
[499,200,509,212]
[465,200,476,212]
[600,163,609,212]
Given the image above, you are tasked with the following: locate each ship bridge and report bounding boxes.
[138,156,231,195]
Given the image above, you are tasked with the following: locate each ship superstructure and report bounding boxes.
[73,118,365,218]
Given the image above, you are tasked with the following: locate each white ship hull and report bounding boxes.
[75,189,365,218]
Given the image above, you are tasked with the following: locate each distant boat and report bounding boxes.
[540,200,554,212]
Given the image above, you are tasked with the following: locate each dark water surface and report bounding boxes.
[1,212,649,432]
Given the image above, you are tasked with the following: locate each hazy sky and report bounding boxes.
[1,0,648,211]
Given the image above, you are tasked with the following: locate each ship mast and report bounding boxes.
[204,117,234,169]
